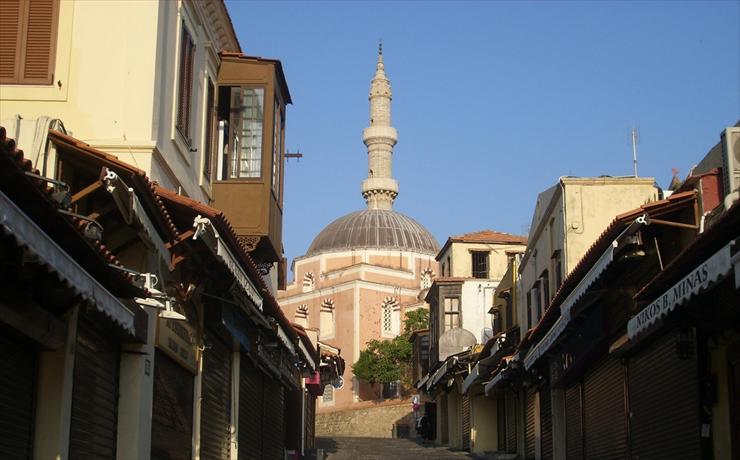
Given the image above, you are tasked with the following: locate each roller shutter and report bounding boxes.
[461,393,471,450]
[0,326,36,458]
[238,356,263,460]
[540,385,553,460]
[505,391,518,453]
[628,329,700,459]
[151,350,194,460]
[200,331,231,460]
[304,392,316,449]
[565,383,583,460]
[525,386,536,459]
[69,318,120,459]
[261,377,285,460]
[583,358,627,460]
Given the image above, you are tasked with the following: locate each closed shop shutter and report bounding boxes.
[628,329,700,460]
[565,383,583,460]
[261,377,285,460]
[505,391,518,453]
[200,331,231,460]
[238,356,263,460]
[305,392,316,449]
[540,385,553,460]
[0,326,36,458]
[151,350,194,460]
[525,387,536,460]
[69,318,120,459]
[497,395,506,451]
[583,358,627,460]
[461,393,471,450]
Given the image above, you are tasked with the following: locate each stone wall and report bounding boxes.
[316,399,417,438]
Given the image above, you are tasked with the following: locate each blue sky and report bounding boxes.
[226,1,740,269]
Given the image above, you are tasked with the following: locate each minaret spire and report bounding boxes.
[362,44,398,210]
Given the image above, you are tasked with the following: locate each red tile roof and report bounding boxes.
[451,230,528,245]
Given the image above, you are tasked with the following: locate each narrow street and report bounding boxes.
[316,437,475,459]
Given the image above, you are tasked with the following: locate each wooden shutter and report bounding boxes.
[0,0,59,84]
[461,393,471,450]
[176,23,195,144]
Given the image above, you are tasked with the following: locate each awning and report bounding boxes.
[462,362,484,393]
[628,242,734,339]
[733,250,740,289]
[523,310,570,370]
[0,190,135,334]
[192,216,263,310]
[415,374,430,390]
[483,369,506,396]
[427,361,448,390]
[103,168,172,269]
[561,239,618,317]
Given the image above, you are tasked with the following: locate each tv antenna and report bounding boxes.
[285,149,303,162]
[631,126,639,177]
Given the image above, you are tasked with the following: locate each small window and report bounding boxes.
[420,268,434,290]
[541,269,550,307]
[551,250,563,292]
[381,297,400,337]
[176,22,195,144]
[320,299,335,339]
[0,0,60,85]
[295,304,308,327]
[444,297,460,330]
[526,291,532,329]
[202,79,215,181]
[302,272,315,293]
[472,251,489,279]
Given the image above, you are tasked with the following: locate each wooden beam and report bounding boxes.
[70,180,103,204]
[87,202,116,221]
[166,228,195,250]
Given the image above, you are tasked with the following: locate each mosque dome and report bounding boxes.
[306,209,439,257]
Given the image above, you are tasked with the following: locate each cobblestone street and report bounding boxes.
[316,437,475,459]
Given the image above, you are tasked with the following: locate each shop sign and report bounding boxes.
[156,317,199,373]
[628,243,732,339]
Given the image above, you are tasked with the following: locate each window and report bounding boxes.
[541,269,550,306]
[176,22,195,144]
[302,272,315,293]
[320,299,335,338]
[382,381,400,399]
[446,256,451,276]
[420,268,434,290]
[381,297,400,337]
[227,87,264,178]
[0,0,60,85]
[322,385,333,404]
[202,79,215,181]
[526,291,532,329]
[444,297,460,330]
[295,304,308,328]
[472,251,489,279]
[531,284,541,324]
[551,250,563,292]
[271,97,284,197]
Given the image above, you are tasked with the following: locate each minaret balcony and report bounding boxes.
[362,177,399,194]
[362,126,398,145]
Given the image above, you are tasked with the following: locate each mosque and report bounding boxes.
[278,46,439,411]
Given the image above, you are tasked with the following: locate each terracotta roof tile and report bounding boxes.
[450,230,528,245]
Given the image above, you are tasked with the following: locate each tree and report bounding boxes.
[352,309,426,389]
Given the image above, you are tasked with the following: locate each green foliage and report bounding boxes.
[352,309,425,386]
[403,308,429,335]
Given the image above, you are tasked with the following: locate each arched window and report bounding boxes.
[420,268,434,290]
[320,299,335,338]
[302,272,315,293]
[381,297,400,337]
[295,304,309,327]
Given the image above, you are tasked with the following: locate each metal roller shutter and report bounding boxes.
[565,383,583,460]
[583,358,627,460]
[461,393,471,450]
[540,386,553,460]
[151,350,194,460]
[200,331,231,460]
[525,387,536,459]
[628,330,700,459]
[69,318,120,459]
[238,356,263,460]
[305,392,316,449]
[0,326,36,458]
[261,377,285,460]
[505,391,518,453]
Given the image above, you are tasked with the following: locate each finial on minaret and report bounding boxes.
[362,44,398,210]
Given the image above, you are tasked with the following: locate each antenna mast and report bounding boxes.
[631,126,639,177]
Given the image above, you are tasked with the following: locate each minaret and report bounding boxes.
[362,43,399,211]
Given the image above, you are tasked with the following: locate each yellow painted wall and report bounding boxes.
[470,394,498,454]
[447,242,526,279]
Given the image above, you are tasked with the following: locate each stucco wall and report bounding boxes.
[461,280,498,343]
[470,393,498,454]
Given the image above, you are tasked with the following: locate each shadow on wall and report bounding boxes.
[392,410,418,439]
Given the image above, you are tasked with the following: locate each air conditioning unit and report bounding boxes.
[721,127,740,198]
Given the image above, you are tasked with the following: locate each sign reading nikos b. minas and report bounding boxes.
[627,243,733,339]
